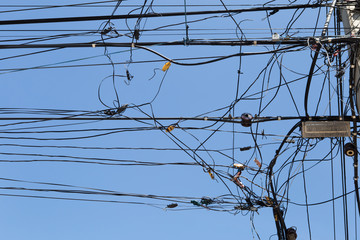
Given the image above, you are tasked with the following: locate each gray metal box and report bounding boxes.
[302,121,351,138]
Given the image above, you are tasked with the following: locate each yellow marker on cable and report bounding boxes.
[266,196,273,205]
[166,125,175,133]
[162,61,171,72]
[208,170,215,180]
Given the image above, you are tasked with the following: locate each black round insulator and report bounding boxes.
[286,227,297,240]
[241,113,253,127]
[344,142,356,157]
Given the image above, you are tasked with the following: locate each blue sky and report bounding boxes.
[0,1,358,239]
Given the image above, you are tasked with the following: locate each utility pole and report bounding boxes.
[340,0,360,113]
[339,0,360,232]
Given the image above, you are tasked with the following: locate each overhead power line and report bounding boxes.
[0,40,305,48]
[0,37,356,49]
[0,4,325,25]
[0,115,357,122]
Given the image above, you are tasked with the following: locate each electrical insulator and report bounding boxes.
[286,227,297,240]
[272,33,280,40]
[344,142,356,157]
[233,163,245,170]
[241,113,253,127]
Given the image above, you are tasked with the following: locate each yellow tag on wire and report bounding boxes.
[162,62,171,71]
[166,125,175,133]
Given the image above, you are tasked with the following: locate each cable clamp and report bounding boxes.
[92,43,96,48]
[354,164,358,168]
[354,177,359,181]
[183,37,190,46]
[131,43,135,48]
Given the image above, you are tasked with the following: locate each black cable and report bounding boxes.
[290,187,360,206]
[0,40,308,48]
[301,142,312,239]
[0,1,120,14]
[304,43,321,118]
[0,4,326,26]
[267,121,301,239]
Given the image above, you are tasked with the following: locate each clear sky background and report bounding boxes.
[0,0,358,239]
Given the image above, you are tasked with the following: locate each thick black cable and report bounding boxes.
[267,121,301,239]
[304,44,321,118]
[0,4,325,26]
